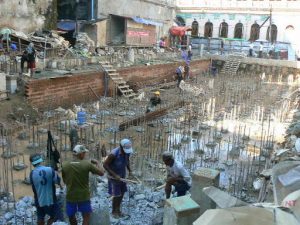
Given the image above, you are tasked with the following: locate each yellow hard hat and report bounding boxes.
[154,91,160,96]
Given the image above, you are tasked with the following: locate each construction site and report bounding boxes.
[0,0,300,225]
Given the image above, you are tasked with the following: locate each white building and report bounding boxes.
[176,0,300,53]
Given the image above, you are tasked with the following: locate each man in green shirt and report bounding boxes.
[62,145,104,225]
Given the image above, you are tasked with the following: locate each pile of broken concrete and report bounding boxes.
[0,178,165,225]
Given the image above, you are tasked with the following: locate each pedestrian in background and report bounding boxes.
[20,50,28,75]
[220,39,224,55]
[27,42,36,76]
[30,153,63,225]
[62,145,104,225]
[259,42,263,58]
[249,42,254,57]
[104,139,134,218]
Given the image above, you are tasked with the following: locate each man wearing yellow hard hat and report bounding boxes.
[146,91,161,113]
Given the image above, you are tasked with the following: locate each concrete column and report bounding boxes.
[163,195,200,225]
[190,167,220,215]
[0,73,6,91]
[6,75,17,94]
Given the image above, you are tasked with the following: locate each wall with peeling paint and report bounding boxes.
[0,0,53,33]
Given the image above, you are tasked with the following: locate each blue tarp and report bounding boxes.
[132,17,163,27]
[57,21,76,31]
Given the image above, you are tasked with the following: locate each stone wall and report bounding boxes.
[0,0,53,33]
[25,59,210,110]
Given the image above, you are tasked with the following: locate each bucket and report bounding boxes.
[77,111,86,125]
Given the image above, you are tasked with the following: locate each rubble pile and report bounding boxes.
[94,181,165,225]
[29,30,70,50]
[0,196,35,225]
[73,32,95,55]
[0,179,165,225]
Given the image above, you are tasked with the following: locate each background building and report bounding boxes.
[176,0,300,57]
[58,0,176,47]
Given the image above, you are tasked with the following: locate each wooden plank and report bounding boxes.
[119,101,185,131]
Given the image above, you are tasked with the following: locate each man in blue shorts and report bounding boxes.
[104,138,134,218]
[62,145,104,225]
[30,153,62,225]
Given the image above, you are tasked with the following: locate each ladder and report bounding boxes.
[220,53,244,76]
[99,61,137,99]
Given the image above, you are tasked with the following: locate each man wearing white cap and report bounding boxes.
[62,145,104,225]
[104,138,133,218]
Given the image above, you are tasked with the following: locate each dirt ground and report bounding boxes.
[0,91,40,130]
[0,90,43,200]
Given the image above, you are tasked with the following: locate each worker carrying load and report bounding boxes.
[146,91,162,113]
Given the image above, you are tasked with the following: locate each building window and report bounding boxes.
[266,24,277,43]
[204,22,213,38]
[191,19,199,37]
[175,15,186,26]
[234,23,243,39]
[219,22,228,38]
[250,23,260,41]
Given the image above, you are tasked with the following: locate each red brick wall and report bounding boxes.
[25,72,106,110]
[25,59,210,110]
[119,59,210,82]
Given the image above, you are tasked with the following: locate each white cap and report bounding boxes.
[120,139,133,154]
[73,145,89,155]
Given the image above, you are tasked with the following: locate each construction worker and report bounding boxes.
[146,91,161,113]
[62,145,105,225]
[29,153,63,225]
[104,138,134,218]
[175,65,185,87]
[162,152,191,199]
[69,124,79,151]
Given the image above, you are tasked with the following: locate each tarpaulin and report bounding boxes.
[169,26,191,37]
[57,21,76,31]
[132,17,162,27]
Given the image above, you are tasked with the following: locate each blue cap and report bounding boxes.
[30,154,43,166]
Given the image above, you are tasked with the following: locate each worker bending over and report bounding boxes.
[162,152,191,199]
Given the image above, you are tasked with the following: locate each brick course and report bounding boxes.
[25,59,210,110]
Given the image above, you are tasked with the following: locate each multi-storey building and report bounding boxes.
[176,0,300,54]
[58,0,176,46]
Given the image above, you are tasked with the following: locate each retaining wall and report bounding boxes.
[25,59,210,110]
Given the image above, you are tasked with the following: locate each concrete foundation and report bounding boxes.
[6,75,17,94]
[0,73,6,91]
[163,195,200,225]
[190,168,220,215]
